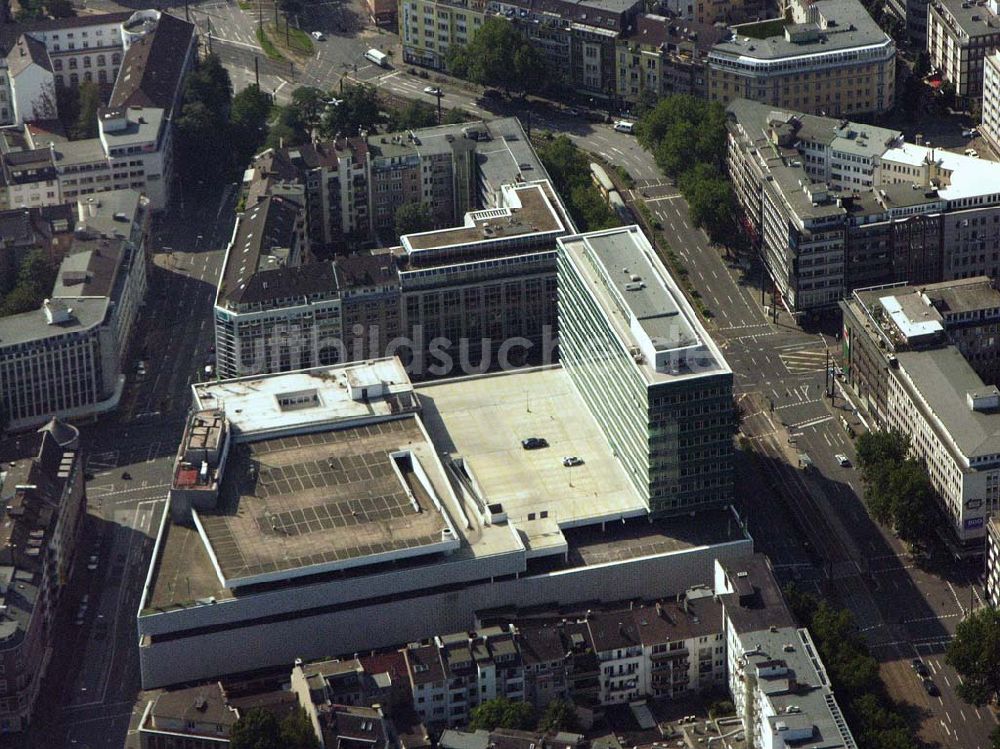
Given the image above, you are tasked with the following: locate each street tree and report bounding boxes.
[447,18,543,96]
[538,699,578,732]
[395,202,434,237]
[321,84,383,138]
[290,86,328,131]
[946,607,1000,706]
[230,85,273,165]
[229,708,282,749]
[280,708,320,749]
[468,697,536,731]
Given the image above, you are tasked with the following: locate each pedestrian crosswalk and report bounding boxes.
[779,348,828,374]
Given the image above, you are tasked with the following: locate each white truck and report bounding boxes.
[365,48,390,68]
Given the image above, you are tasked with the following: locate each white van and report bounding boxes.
[613,120,636,134]
[365,48,390,68]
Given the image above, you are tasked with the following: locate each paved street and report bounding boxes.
[9,184,235,749]
[641,191,997,749]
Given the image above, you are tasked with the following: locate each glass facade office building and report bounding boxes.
[557,227,734,515]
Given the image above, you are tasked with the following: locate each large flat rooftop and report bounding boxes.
[416,366,649,546]
[895,347,1000,460]
[192,358,416,437]
[402,182,565,253]
[558,226,730,384]
[193,415,457,587]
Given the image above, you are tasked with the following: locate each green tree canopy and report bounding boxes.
[0,249,57,317]
[322,84,383,138]
[855,430,937,545]
[290,86,328,131]
[536,136,620,232]
[229,708,282,749]
[395,202,434,237]
[229,707,319,749]
[446,18,544,96]
[230,85,273,165]
[468,697,536,731]
[73,81,101,140]
[387,100,438,131]
[946,607,1000,706]
[175,54,235,186]
[538,699,578,733]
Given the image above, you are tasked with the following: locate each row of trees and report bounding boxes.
[636,96,741,248]
[469,697,579,733]
[535,135,621,232]
[445,18,547,98]
[267,84,469,152]
[0,250,57,318]
[784,586,918,749]
[175,55,273,190]
[854,430,937,546]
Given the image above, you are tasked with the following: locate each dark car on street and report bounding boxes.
[521,437,548,450]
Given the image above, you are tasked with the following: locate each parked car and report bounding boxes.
[922,678,939,696]
[835,453,851,467]
[87,555,99,572]
[962,127,977,137]
[911,658,929,677]
[423,86,442,96]
[311,31,325,40]
[562,456,584,467]
[121,471,132,480]
[482,89,503,99]
[965,148,979,158]
[613,120,636,134]
[521,437,548,450]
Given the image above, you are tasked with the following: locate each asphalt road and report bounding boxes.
[641,192,997,748]
[10,185,235,749]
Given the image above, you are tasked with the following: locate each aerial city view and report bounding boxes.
[2,0,1000,745]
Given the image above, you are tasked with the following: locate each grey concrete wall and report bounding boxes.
[139,539,752,688]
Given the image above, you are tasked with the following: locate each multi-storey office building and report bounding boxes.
[841,277,1000,426]
[987,516,1000,606]
[981,50,1000,156]
[0,421,85,732]
[0,190,148,430]
[0,11,195,211]
[927,0,1000,106]
[708,0,895,117]
[840,279,1000,546]
[728,98,1000,313]
[557,225,734,514]
[396,181,567,375]
[216,180,569,378]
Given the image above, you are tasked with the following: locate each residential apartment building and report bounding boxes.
[557,225,734,515]
[0,420,86,732]
[224,118,571,378]
[715,556,857,749]
[927,0,1000,106]
[987,516,1000,607]
[0,11,195,210]
[708,0,895,117]
[840,279,1000,546]
[728,98,1000,313]
[401,0,643,98]
[0,190,148,430]
[615,15,724,104]
[244,122,483,252]
[400,0,487,71]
